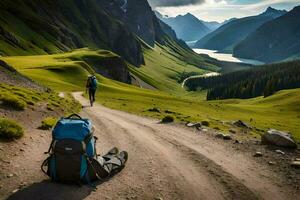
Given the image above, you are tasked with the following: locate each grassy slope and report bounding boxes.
[2,48,118,91]
[0,83,81,115]
[130,41,220,93]
[3,48,300,141]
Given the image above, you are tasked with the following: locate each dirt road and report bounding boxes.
[3,92,298,200]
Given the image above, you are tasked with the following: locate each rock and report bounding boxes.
[148,108,160,113]
[202,129,208,132]
[268,161,276,165]
[223,135,232,140]
[275,150,285,155]
[12,189,19,194]
[261,129,297,149]
[19,148,25,152]
[154,197,163,200]
[233,120,252,129]
[186,122,202,130]
[215,133,231,140]
[235,140,242,144]
[253,152,263,157]
[290,161,300,168]
[7,174,14,178]
[295,158,300,161]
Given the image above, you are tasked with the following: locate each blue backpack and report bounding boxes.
[41,114,99,183]
[89,76,97,90]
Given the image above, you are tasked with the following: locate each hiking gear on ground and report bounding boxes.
[41,114,128,184]
[87,149,128,181]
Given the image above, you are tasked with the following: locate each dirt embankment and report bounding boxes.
[0,92,299,200]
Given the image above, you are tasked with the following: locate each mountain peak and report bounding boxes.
[266,6,276,12]
[261,6,287,17]
[184,13,194,17]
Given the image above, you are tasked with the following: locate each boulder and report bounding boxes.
[233,120,251,129]
[253,152,263,157]
[186,122,202,130]
[223,135,232,140]
[215,133,232,140]
[268,161,276,165]
[275,150,285,155]
[261,129,297,149]
[290,161,300,168]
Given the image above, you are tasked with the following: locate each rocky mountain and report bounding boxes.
[0,0,144,66]
[158,13,211,41]
[194,7,287,52]
[98,0,167,47]
[233,6,300,63]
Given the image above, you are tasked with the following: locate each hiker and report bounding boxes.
[86,75,98,106]
[41,114,128,184]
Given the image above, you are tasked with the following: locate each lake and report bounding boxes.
[193,48,264,65]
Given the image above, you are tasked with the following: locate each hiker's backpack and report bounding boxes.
[41,114,99,184]
[89,76,97,90]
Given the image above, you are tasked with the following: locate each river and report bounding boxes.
[182,72,220,88]
[193,48,264,65]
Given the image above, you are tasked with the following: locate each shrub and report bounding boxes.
[201,121,210,127]
[40,117,57,130]
[161,115,174,123]
[0,94,27,110]
[0,118,24,140]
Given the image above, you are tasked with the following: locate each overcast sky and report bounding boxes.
[149,0,300,22]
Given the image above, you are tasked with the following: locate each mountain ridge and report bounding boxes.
[194,7,287,52]
[233,5,300,63]
[157,12,211,41]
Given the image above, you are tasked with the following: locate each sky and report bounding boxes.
[149,0,300,22]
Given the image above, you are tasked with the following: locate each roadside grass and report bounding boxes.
[0,93,27,110]
[39,117,57,130]
[0,83,81,115]
[0,118,24,140]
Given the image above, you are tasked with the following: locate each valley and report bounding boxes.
[0,0,299,199]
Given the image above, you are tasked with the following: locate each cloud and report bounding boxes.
[148,0,205,7]
[156,0,299,22]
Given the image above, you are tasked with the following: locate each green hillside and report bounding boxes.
[0,0,144,66]
[3,48,300,142]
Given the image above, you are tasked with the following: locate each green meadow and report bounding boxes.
[2,48,300,142]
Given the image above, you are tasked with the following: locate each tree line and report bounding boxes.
[185,60,300,100]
